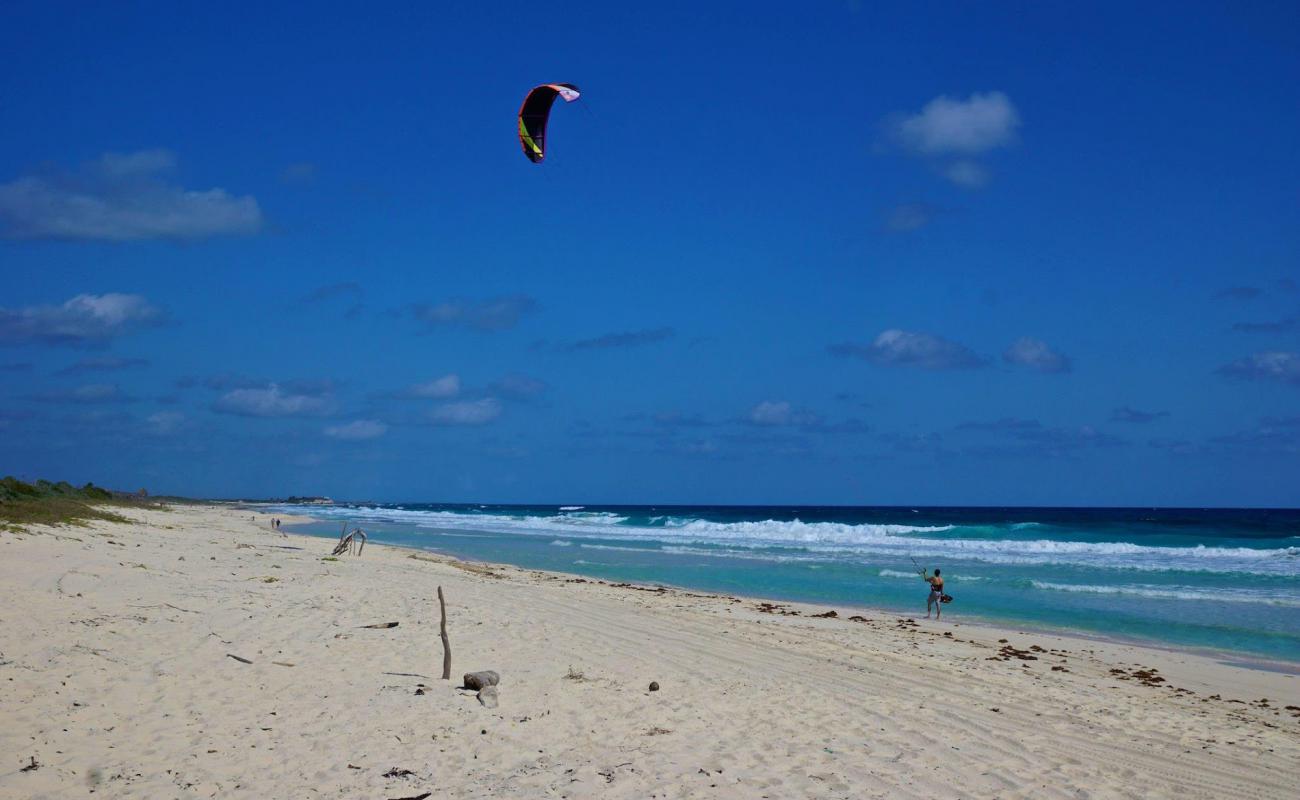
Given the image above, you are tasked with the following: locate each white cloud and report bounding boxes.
[1110,407,1168,424]
[428,397,502,426]
[409,295,537,332]
[305,282,362,303]
[324,419,388,440]
[892,92,1020,155]
[57,355,148,375]
[213,383,333,417]
[744,400,831,429]
[829,329,986,370]
[1003,337,1072,373]
[565,327,675,351]
[69,384,123,402]
[146,411,186,435]
[0,149,262,241]
[1218,352,1300,385]
[33,383,134,404]
[280,162,318,185]
[408,374,461,398]
[491,373,547,398]
[0,293,164,346]
[748,401,794,426]
[99,149,177,177]
[941,160,990,188]
[884,203,935,232]
[886,93,1019,189]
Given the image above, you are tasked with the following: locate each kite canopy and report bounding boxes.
[518,83,581,163]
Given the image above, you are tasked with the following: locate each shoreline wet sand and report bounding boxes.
[2,503,1297,798]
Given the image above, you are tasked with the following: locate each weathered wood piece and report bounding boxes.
[332,529,366,556]
[331,521,367,556]
[361,622,399,629]
[463,670,499,690]
[437,586,451,680]
[226,653,253,664]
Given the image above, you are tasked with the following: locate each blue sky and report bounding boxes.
[1,1,1298,505]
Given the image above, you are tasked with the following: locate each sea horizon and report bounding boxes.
[232,497,1300,511]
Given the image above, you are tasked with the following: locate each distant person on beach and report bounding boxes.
[923,568,944,619]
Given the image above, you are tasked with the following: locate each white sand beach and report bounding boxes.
[2,503,1297,798]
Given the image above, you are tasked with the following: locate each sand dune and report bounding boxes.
[1,504,1296,798]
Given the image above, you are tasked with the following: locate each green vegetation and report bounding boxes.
[0,476,143,529]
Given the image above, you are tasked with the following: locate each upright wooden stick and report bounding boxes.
[437,586,451,680]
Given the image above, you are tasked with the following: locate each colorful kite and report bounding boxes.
[518,83,581,163]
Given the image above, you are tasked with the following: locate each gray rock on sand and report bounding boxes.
[477,685,499,708]
[464,670,500,691]
[649,681,660,692]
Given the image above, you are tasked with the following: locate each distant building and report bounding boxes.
[284,496,334,505]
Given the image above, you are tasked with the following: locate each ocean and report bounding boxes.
[267,503,1300,662]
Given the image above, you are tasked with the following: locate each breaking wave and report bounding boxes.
[1030,581,1300,607]
[879,569,921,579]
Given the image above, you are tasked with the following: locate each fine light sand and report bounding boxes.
[1,504,1297,799]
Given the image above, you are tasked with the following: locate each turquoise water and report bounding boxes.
[269,503,1300,662]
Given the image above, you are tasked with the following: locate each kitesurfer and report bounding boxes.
[923,568,945,619]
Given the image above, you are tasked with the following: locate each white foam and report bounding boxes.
[558,511,630,525]
[1030,580,1300,607]
[578,543,650,553]
[659,545,826,563]
[662,518,954,539]
[878,568,987,581]
[879,569,922,579]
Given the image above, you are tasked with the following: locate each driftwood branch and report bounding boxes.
[332,528,366,556]
[128,602,198,613]
[438,586,451,680]
[382,671,432,678]
[331,520,366,556]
